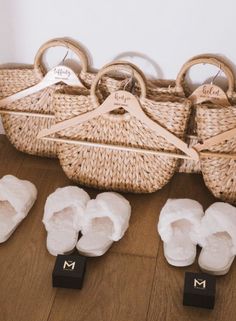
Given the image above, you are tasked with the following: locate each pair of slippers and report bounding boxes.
[158,199,236,275]
[0,175,131,258]
[43,187,131,257]
[0,175,37,242]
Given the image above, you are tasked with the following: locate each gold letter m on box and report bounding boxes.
[194,278,206,289]
[63,260,76,271]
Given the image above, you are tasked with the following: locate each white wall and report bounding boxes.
[0,0,236,132]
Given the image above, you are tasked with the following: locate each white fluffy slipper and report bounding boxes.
[198,202,236,275]
[76,192,131,257]
[157,199,204,267]
[0,175,37,242]
[43,186,90,256]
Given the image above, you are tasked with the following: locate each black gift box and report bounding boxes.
[183,272,216,309]
[52,254,87,289]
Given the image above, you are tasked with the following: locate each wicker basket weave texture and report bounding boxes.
[0,68,59,157]
[196,104,236,204]
[53,64,192,193]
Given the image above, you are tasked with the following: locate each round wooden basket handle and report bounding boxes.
[103,60,147,84]
[91,61,147,106]
[175,56,235,99]
[34,37,89,76]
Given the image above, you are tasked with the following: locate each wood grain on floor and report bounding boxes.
[0,135,233,321]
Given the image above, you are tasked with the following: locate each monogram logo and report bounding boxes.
[63,260,76,271]
[194,278,206,289]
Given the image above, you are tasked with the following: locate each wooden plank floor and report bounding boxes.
[0,135,235,321]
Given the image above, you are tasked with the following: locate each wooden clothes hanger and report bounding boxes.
[194,127,236,153]
[0,37,89,109]
[38,63,199,161]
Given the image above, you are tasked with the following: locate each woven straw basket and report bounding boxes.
[42,63,193,193]
[151,54,235,174]
[172,56,236,204]
[195,103,236,205]
[0,37,91,157]
[175,55,236,175]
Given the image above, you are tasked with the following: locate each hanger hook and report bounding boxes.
[123,67,136,94]
[211,63,222,85]
[60,46,69,66]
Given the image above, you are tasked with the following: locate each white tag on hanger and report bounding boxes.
[189,84,230,106]
[43,65,82,86]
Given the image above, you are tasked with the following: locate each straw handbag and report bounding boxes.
[38,62,198,193]
[168,55,235,174]
[0,37,90,157]
[194,101,236,205]
[174,56,236,204]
